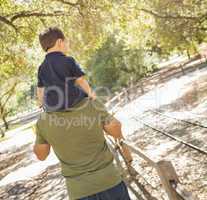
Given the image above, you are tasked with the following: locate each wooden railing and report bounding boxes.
[106,137,197,200]
[106,56,207,114]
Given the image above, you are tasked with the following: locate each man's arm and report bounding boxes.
[75,76,96,100]
[103,118,133,164]
[103,118,123,139]
[33,144,51,161]
[33,122,50,161]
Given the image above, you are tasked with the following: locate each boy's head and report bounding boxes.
[39,27,68,53]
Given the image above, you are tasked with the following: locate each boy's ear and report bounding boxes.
[56,38,62,47]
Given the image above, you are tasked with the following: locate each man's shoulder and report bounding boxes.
[36,112,49,126]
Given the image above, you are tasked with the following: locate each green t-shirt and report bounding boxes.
[34,98,122,199]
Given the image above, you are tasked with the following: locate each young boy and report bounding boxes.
[37,27,96,111]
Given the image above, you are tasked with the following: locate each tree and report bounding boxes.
[0,46,33,129]
[87,35,158,92]
[0,82,17,130]
[138,0,207,55]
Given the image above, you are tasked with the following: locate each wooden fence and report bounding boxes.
[106,137,198,200]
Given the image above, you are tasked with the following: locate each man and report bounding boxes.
[33,98,132,200]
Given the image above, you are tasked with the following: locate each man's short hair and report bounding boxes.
[39,27,65,52]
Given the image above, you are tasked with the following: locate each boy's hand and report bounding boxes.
[89,91,96,100]
[75,77,96,100]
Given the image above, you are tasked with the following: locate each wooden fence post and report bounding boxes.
[156,160,182,200]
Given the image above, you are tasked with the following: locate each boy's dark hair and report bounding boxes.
[39,27,65,52]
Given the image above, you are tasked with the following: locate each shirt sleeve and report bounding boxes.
[68,57,86,78]
[37,66,44,87]
[34,121,48,144]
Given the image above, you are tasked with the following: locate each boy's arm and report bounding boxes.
[37,87,44,107]
[37,65,45,108]
[75,76,96,100]
[65,57,96,99]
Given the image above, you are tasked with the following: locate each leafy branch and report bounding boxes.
[140,8,204,21]
[0,15,17,31]
[10,10,68,22]
[0,6,76,31]
[0,0,79,32]
[54,0,80,6]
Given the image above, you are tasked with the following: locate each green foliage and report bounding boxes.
[0,0,206,126]
[87,35,158,92]
[141,0,207,55]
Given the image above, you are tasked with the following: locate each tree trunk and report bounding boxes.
[0,128,5,138]
[187,50,191,60]
[2,115,9,130]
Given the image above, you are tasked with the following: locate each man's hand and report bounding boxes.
[119,143,133,165]
[33,144,51,161]
[103,118,133,165]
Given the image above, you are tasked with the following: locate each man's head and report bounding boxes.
[39,27,68,53]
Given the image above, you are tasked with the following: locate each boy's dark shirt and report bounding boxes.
[37,51,88,112]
